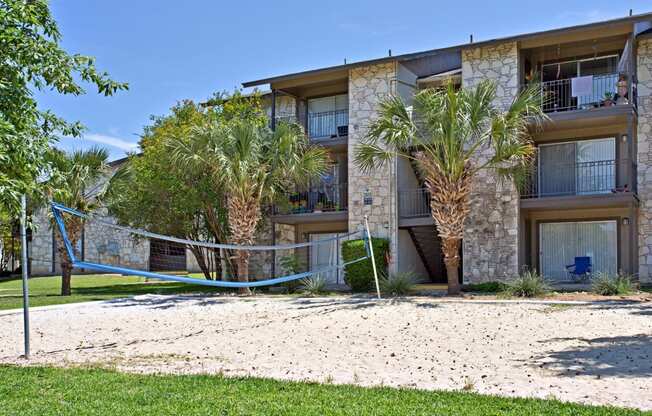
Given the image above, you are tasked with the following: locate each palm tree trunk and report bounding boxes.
[54,217,83,297]
[227,194,261,296]
[61,260,72,296]
[236,252,251,296]
[442,238,461,296]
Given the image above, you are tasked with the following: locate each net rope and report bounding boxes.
[50,202,371,288]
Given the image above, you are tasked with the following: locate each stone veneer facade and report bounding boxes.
[348,62,398,270]
[29,208,149,275]
[461,41,520,283]
[637,37,652,286]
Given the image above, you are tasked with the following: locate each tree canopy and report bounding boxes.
[0,0,127,215]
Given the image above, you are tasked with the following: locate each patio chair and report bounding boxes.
[565,256,592,281]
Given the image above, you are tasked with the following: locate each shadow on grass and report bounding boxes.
[534,334,652,378]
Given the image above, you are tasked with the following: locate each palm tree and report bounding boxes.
[170,121,329,295]
[44,147,110,295]
[355,80,546,295]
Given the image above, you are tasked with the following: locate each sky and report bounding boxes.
[38,0,652,161]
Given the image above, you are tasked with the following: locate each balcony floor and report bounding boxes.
[271,210,348,225]
[520,192,638,211]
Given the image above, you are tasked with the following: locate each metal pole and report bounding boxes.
[20,194,30,359]
[364,215,381,299]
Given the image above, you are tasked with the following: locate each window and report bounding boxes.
[539,221,617,281]
[538,138,615,196]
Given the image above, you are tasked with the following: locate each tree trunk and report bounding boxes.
[227,194,261,296]
[61,261,72,295]
[442,237,461,296]
[54,216,83,297]
[236,251,251,296]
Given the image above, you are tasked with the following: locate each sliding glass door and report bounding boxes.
[309,233,346,285]
[539,221,617,281]
[538,138,615,196]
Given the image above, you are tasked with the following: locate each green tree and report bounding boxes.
[43,147,110,295]
[0,0,127,215]
[107,101,229,280]
[355,81,545,295]
[170,111,329,295]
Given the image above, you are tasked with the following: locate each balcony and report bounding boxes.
[272,183,348,223]
[520,159,637,208]
[527,72,635,115]
[308,109,348,139]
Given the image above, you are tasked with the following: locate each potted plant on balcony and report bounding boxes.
[314,202,324,213]
[603,91,615,107]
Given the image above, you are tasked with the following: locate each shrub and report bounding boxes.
[463,281,508,293]
[341,238,389,292]
[301,274,327,296]
[279,255,304,293]
[591,272,634,296]
[503,270,550,298]
[379,272,416,296]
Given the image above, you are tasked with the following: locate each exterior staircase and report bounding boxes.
[407,226,446,283]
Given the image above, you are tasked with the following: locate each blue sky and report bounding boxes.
[39,0,651,161]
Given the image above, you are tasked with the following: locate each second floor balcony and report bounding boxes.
[308,109,348,139]
[520,158,637,199]
[534,72,635,114]
[272,182,348,217]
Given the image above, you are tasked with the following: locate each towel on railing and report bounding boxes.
[571,75,593,97]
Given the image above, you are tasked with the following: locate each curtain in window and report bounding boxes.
[539,221,617,281]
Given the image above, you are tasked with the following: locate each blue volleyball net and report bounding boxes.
[50,202,373,289]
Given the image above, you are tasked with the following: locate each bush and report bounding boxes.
[279,255,304,293]
[380,272,416,296]
[503,270,550,298]
[591,272,634,296]
[463,281,508,293]
[341,238,389,292]
[301,274,327,296]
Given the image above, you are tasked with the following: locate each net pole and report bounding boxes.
[20,194,30,359]
[364,215,381,300]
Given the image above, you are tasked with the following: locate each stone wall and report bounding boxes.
[82,208,149,270]
[29,209,54,275]
[461,41,520,283]
[28,208,149,276]
[348,62,398,270]
[637,37,652,286]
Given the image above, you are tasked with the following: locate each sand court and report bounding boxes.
[1,295,651,410]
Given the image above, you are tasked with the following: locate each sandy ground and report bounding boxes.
[1,295,651,410]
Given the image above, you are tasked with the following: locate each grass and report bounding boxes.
[0,366,645,416]
[0,274,225,311]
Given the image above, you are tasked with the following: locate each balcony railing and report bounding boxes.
[399,188,431,218]
[273,183,348,216]
[520,159,637,199]
[308,109,348,139]
[527,73,635,113]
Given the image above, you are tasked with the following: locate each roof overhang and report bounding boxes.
[242,12,652,89]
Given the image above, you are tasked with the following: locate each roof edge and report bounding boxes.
[242,11,652,88]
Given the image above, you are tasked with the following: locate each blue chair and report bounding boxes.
[565,256,592,281]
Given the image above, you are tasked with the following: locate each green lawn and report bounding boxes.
[0,366,645,416]
[0,274,224,311]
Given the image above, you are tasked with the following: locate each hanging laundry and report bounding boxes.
[571,75,593,97]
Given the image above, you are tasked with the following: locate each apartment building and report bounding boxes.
[243,13,652,286]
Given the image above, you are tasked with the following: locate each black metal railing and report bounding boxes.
[526,73,635,113]
[308,109,348,139]
[520,159,637,199]
[273,183,348,216]
[398,188,431,218]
